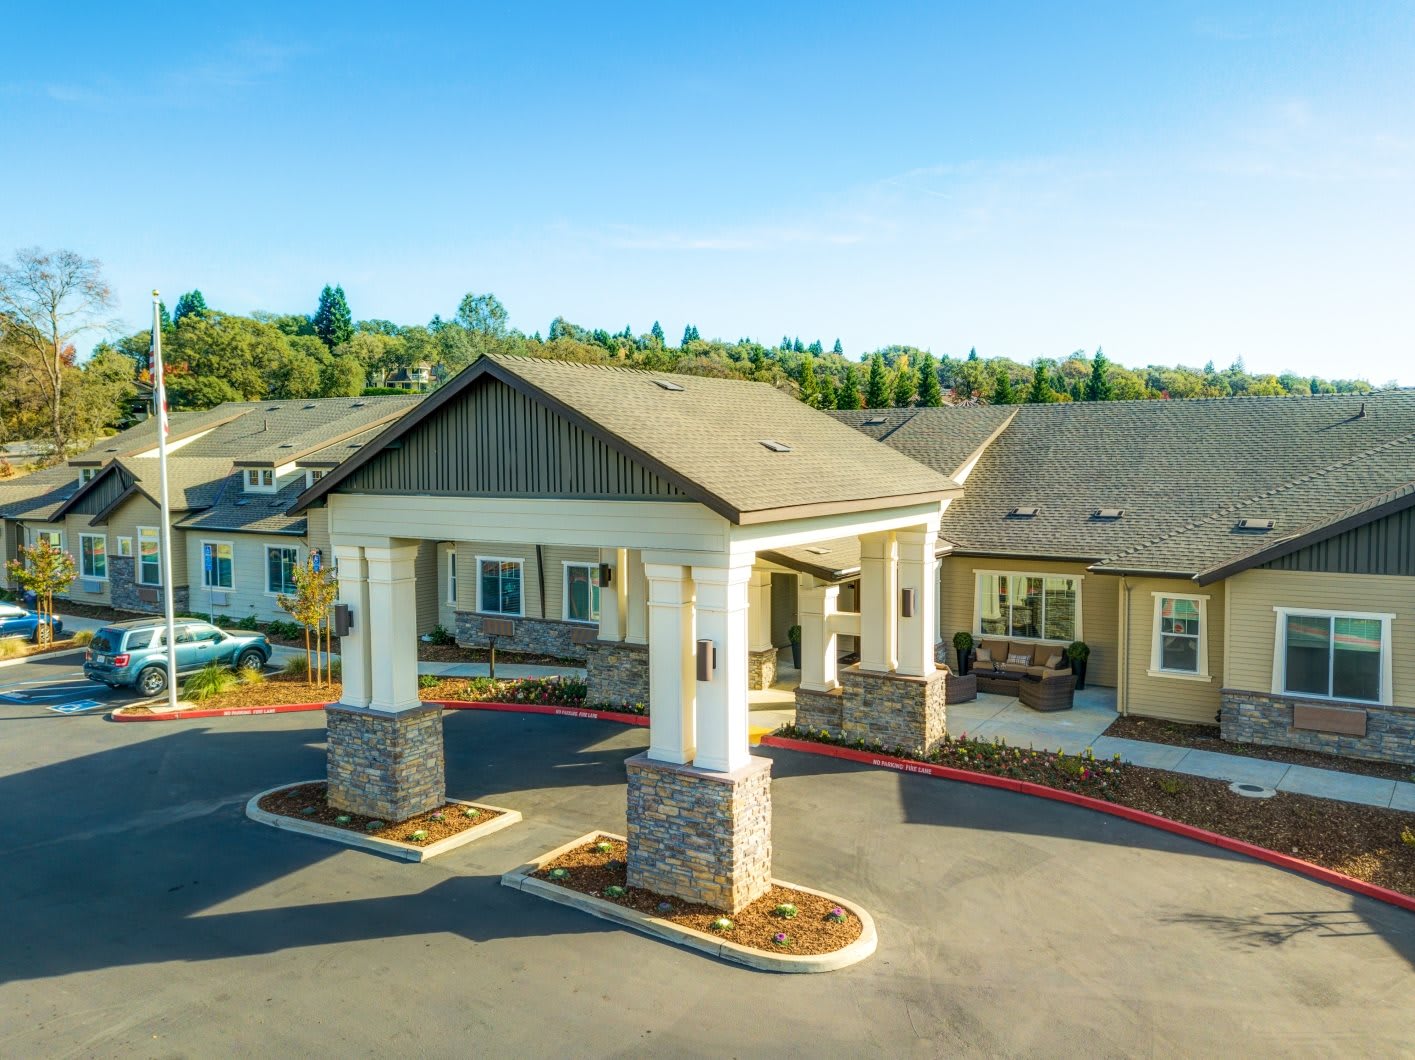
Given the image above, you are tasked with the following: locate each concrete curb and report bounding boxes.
[0,645,88,670]
[113,701,330,722]
[245,781,522,862]
[433,700,649,727]
[500,831,878,973]
[761,735,1415,915]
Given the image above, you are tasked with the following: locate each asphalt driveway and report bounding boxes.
[1,707,1411,1056]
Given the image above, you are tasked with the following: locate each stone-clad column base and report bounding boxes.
[794,686,845,736]
[625,753,772,914]
[840,664,947,754]
[584,639,651,709]
[748,647,778,691]
[326,703,446,822]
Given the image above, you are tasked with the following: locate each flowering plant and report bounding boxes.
[603,885,626,898]
[595,840,614,853]
[772,932,790,947]
[548,867,570,880]
[825,906,846,923]
[710,917,733,932]
[773,903,798,919]
[407,829,429,842]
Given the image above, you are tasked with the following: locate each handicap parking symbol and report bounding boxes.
[47,699,104,715]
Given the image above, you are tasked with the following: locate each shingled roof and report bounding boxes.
[176,472,312,535]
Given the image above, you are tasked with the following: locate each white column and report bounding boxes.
[797,576,840,692]
[366,541,421,713]
[333,543,372,709]
[896,526,939,677]
[645,562,695,764]
[692,562,753,774]
[597,547,628,642]
[747,569,773,653]
[625,548,649,645]
[858,531,898,673]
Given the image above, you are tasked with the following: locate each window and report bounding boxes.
[137,527,161,585]
[564,563,601,624]
[78,467,97,486]
[447,549,458,604]
[976,572,1079,641]
[201,541,234,589]
[267,546,299,596]
[1275,608,1392,705]
[244,468,276,493]
[1149,593,1209,679]
[32,529,62,550]
[79,534,107,580]
[305,469,326,489]
[477,557,523,616]
[116,536,133,557]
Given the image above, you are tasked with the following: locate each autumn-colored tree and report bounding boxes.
[277,558,339,684]
[6,540,76,644]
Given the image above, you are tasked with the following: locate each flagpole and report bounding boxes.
[152,290,179,709]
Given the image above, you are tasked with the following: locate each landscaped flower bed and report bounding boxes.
[257,781,501,846]
[773,725,1415,899]
[0,634,90,662]
[533,836,863,956]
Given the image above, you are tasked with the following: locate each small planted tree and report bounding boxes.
[6,540,76,645]
[277,558,339,685]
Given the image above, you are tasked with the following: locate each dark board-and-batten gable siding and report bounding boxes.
[338,376,687,500]
[1259,507,1415,577]
[66,470,130,516]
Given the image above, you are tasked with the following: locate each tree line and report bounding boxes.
[0,245,1380,470]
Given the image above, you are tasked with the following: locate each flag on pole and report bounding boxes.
[150,297,169,436]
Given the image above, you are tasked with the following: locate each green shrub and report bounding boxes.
[418,673,439,689]
[952,631,974,652]
[233,613,262,631]
[282,655,308,677]
[266,620,304,640]
[329,657,341,680]
[238,667,267,686]
[426,624,456,646]
[788,624,802,645]
[184,662,239,702]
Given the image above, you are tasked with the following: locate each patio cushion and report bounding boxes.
[1043,651,1064,669]
[1027,664,1072,678]
[999,662,1029,674]
[978,639,1010,665]
[1006,651,1031,666]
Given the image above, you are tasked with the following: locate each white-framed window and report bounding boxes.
[564,562,601,624]
[77,467,97,486]
[1273,607,1394,705]
[304,469,326,489]
[244,468,276,493]
[975,571,1081,641]
[116,536,133,557]
[1149,593,1210,680]
[447,548,458,604]
[137,527,161,585]
[31,529,63,550]
[201,540,234,590]
[266,545,299,596]
[79,533,108,580]
[477,556,524,617]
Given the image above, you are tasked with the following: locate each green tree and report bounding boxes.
[891,360,917,407]
[321,356,365,397]
[832,338,843,355]
[455,292,508,336]
[798,354,821,407]
[807,340,823,356]
[312,284,353,348]
[277,556,339,685]
[172,290,208,323]
[6,540,75,643]
[650,320,665,346]
[681,324,700,346]
[917,353,943,407]
[817,372,837,410]
[991,363,1017,404]
[1025,362,1057,403]
[864,354,889,408]
[1084,349,1114,401]
[837,365,863,409]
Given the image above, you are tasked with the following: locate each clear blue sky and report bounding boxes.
[3,2,1412,383]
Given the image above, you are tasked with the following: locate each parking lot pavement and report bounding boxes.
[0,651,141,715]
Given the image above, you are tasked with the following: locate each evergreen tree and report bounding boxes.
[818,373,837,410]
[158,300,172,331]
[681,324,700,346]
[891,361,917,407]
[807,339,823,356]
[967,346,979,361]
[781,335,792,350]
[749,346,765,371]
[837,365,862,409]
[1084,348,1114,401]
[865,354,890,408]
[917,353,943,407]
[832,338,843,355]
[799,355,821,407]
[313,284,353,348]
[991,363,1017,404]
[172,290,208,323]
[792,337,804,353]
[651,320,665,346]
[1025,362,1056,403]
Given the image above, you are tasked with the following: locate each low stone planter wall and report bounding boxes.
[584,638,650,707]
[1220,689,1415,767]
[794,686,844,736]
[454,611,590,660]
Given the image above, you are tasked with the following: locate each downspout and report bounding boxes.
[1118,576,1132,716]
[535,544,547,619]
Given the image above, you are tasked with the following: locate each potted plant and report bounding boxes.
[787,624,802,669]
[952,631,974,675]
[1066,641,1090,690]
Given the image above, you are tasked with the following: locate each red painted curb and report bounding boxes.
[433,700,650,727]
[111,701,330,722]
[760,735,1415,914]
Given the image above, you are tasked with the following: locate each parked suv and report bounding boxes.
[0,603,64,643]
[83,619,271,697]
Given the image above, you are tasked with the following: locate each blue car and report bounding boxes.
[0,603,64,643]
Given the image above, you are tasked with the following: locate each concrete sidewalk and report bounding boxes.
[948,688,1415,812]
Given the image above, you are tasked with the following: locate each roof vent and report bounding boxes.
[652,380,685,392]
[1008,506,1040,518]
[351,400,367,408]
[348,443,362,449]
[863,416,886,426]
[266,406,281,412]
[235,499,252,507]
[303,403,317,410]
[278,443,294,448]
[105,447,118,453]
[805,546,831,555]
[1094,508,1124,520]
[1237,518,1275,531]
[759,440,792,453]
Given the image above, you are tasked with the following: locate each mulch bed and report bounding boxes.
[1104,715,1415,783]
[258,781,500,846]
[118,677,341,715]
[535,836,863,956]
[778,726,1415,899]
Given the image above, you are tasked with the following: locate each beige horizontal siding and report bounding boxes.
[63,514,111,605]
[454,541,543,619]
[106,495,189,588]
[1121,576,1224,725]
[414,541,439,634]
[184,532,306,623]
[939,556,1120,686]
[542,545,601,622]
[1226,569,1414,706]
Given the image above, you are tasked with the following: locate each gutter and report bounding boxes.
[1118,576,1133,717]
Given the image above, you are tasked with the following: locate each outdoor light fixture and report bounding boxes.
[696,639,716,682]
[598,562,613,588]
[900,588,916,618]
[332,603,352,637]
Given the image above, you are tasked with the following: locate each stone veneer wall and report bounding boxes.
[326,704,446,821]
[106,556,189,615]
[455,611,589,661]
[794,687,844,735]
[584,639,650,708]
[1220,689,1415,767]
[748,647,778,692]
[841,665,948,754]
[625,753,772,913]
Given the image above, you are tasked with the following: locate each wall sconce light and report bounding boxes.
[598,563,613,588]
[900,588,917,618]
[695,639,716,682]
[332,603,353,637]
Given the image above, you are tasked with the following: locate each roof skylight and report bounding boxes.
[759,440,792,453]
[804,546,831,555]
[1008,506,1039,518]
[1094,508,1124,520]
[652,380,685,392]
[1237,518,1275,531]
